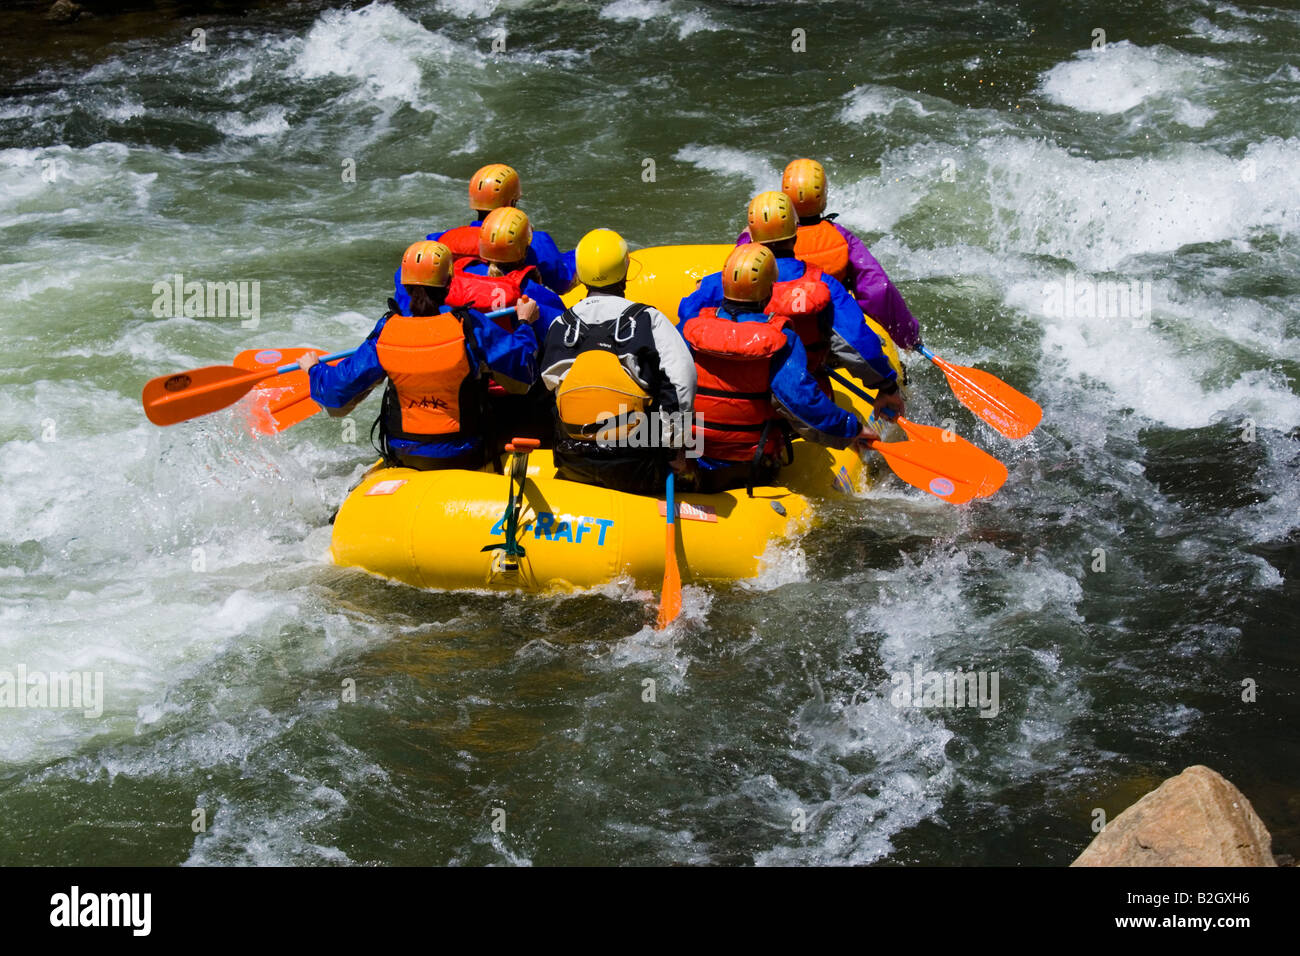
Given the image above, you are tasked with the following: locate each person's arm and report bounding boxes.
[647,307,696,415]
[677,272,723,323]
[837,224,921,349]
[304,338,385,410]
[822,272,899,390]
[301,313,390,408]
[770,332,863,448]
[522,280,566,338]
[528,229,577,294]
[645,306,697,449]
[466,304,540,394]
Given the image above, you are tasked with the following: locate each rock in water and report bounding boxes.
[46,1,84,23]
[1073,765,1277,867]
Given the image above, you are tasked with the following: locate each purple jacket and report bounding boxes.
[737,222,921,349]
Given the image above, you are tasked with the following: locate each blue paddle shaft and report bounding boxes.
[666,471,676,527]
[274,306,516,375]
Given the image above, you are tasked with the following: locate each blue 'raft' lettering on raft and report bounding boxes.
[489,512,614,545]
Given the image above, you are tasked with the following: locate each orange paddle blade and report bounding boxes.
[142,364,271,426]
[893,417,1008,498]
[234,348,324,434]
[656,522,682,629]
[871,438,1007,503]
[931,355,1042,440]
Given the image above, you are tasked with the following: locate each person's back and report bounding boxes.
[682,191,905,421]
[541,229,696,495]
[305,240,541,471]
[445,207,566,337]
[679,244,877,494]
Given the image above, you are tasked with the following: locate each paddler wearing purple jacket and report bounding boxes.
[736,158,922,350]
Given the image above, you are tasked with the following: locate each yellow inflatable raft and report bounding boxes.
[330,244,903,593]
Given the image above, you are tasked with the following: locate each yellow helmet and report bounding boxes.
[747,190,798,244]
[722,243,777,303]
[575,228,629,288]
[782,158,827,218]
[399,240,453,287]
[478,207,532,263]
[468,163,521,211]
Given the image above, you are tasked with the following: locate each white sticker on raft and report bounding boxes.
[365,479,408,496]
[658,501,717,523]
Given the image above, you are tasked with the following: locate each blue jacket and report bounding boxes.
[678,255,897,390]
[679,304,861,468]
[308,305,539,460]
[392,220,575,314]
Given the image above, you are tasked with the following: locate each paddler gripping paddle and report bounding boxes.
[142,307,518,430]
[142,348,358,427]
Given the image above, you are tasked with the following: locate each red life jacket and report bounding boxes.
[769,263,834,378]
[438,223,482,260]
[375,313,476,440]
[793,220,850,281]
[444,260,538,323]
[682,308,790,462]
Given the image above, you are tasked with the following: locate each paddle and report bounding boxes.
[881,415,1008,498]
[914,343,1042,439]
[827,369,1008,501]
[143,306,518,429]
[234,347,331,434]
[142,348,357,427]
[656,470,682,628]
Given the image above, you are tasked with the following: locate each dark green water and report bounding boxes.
[0,0,1297,865]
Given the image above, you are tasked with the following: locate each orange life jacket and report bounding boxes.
[375,312,476,440]
[682,308,790,462]
[793,220,850,282]
[438,224,483,260]
[769,263,834,377]
[444,260,538,321]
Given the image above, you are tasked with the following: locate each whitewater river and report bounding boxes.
[0,0,1296,865]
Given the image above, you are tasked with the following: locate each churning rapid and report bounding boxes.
[0,0,1297,865]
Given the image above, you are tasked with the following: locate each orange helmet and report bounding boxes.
[782,158,827,218]
[746,190,798,244]
[478,206,532,263]
[721,243,777,303]
[399,240,453,287]
[468,163,521,211]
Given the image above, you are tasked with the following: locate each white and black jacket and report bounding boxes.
[541,294,697,447]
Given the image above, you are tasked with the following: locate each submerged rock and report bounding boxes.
[1073,765,1277,867]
